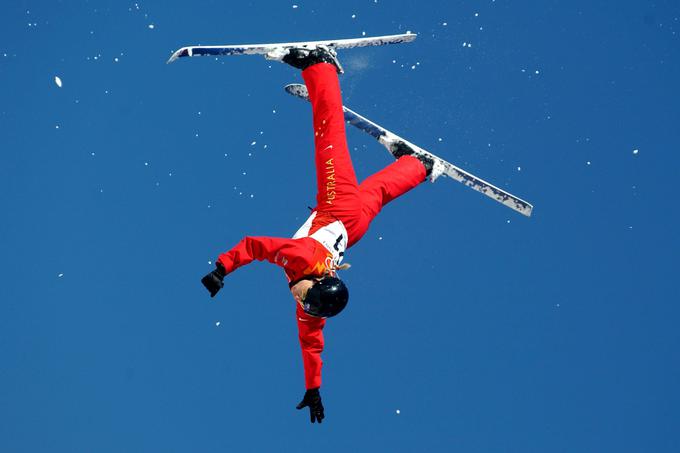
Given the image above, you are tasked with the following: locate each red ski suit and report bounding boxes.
[217,63,426,390]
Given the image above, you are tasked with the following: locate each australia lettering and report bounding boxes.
[325,158,335,204]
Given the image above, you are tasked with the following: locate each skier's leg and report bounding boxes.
[350,155,426,246]
[302,63,361,225]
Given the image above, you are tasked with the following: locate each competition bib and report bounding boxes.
[292,211,347,267]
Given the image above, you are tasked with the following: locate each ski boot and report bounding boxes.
[271,45,344,74]
[390,140,445,182]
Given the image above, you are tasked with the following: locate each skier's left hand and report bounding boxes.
[201,264,226,297]
[296,387,324,423]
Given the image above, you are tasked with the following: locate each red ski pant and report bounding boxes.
[302,63,426,247]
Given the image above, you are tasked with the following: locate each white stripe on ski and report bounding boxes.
[167,33,416,64]
[284,84,533,217]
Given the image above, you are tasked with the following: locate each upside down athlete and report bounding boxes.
[201,47,437,423]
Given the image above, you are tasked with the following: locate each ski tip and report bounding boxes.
[166,47,191,64]
[284,84,310,101]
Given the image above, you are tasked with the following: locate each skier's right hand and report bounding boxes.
[201,263,226,297]
[296,387,325,423]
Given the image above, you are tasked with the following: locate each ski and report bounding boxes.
[284,84,534,217]
[167,33,417,64]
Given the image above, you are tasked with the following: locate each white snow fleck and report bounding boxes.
[58,273,64,278]
[442,22,448,26]
[292,4,298,8]
[462,42,467,47]
[396,409,400,414]
[250,141,256,146]
[55,125,60,129]
[362,31,366,36]
[475,12,479,17]
[91,152,95,156]
[250,194,254,198]
[633,149,639,154]
[392,59,396,63]
[351,14,356,19]
[411,65,416,70]
[586,161,591,165]
[215,321,221,327]
[467,43,472,48]
[506,220,511,224]
[517,166,521,171]
[54,76,63,87]
[438,137,443,142]
[148,24,155,29]
[535,70,540,74]
[263,144,268,149]
[378,236,383,240]
[208,261,212,265]
[114,57,119,62]
[272,109,276,114]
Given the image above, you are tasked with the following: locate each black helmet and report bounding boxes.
[303,277,349,318]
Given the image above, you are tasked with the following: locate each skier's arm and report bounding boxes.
[296,304,326,390]
[217,236,295,275]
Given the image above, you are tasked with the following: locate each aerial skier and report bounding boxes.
[201,46,439,423]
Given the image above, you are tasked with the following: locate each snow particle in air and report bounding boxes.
[292,4,298,8]
[351,14,356,19]
[535,70,540,74]
[148,24,155,29]
[54,76,63,87]
[216,321,221,327]
[250,141,256,146]
[462,42,467,47]
[442,22,448,26]
[633,149,639,155]
[114,57,119,62]
[475,12,479,17]
[411,65,416,70]
[586,161,591,165]
[396,409,400,415]
[378,236,383,240]
[58,273,64,278]
[55,125,60,129]
[517,166,521,172]
[144,162,149,166]
[272,109,277,114]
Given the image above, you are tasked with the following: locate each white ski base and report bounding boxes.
[167,33,416,64]
[284,84,533,217]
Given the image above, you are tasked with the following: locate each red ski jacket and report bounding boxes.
[217,210,347,389]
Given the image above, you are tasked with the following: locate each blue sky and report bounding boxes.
[1,1,679,452]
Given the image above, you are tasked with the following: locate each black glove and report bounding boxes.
[201,263,226,298]
[296,387,324,423]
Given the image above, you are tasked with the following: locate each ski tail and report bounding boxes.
[284,84,534,217]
